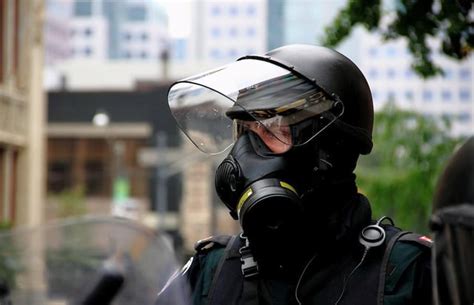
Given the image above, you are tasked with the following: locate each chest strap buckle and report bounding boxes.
[239,234,259,278]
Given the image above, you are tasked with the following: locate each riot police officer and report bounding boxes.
[158,44,432,305]
[431,137,474,305]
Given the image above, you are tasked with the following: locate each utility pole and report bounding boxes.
[155,131,168,230]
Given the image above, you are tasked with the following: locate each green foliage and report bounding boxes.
[55,185,87,218]
[0,221,12,231]
[356,102,462,233]
[0,231,23,289]
[322,0,473,78]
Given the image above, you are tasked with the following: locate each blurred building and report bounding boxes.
[46,87,180,217]
[187,0,267,63]
[45,59,222,91]
[358,34,474,137]
[267,0,347,49]
[265,0,473,137]
[44,0,73,66]
[69,0,168,61]
[0,0,45,227]
[46,86,239,253]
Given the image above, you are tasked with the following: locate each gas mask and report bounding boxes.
[213,126,339,272]
[215,130,304,233]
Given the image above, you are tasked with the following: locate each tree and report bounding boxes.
[322,0,473,78]
[356,102,462,233]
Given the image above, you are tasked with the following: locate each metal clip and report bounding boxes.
[239,234,259,278]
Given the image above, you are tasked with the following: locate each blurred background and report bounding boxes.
[0,0,472,258]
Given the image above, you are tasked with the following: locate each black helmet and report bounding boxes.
[432,137,474,211]
[239,44,374,154]
[168,44,374,155]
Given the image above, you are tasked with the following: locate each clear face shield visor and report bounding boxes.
[167,59,343,154]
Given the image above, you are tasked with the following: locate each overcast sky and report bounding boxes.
[159,0,193,38]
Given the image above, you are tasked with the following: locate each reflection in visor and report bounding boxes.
[168,82,238,154]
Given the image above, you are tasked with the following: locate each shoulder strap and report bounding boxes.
[377,231,432,305]
[195,235,233,253]
[377,230,411,305]
[207,235,243,305]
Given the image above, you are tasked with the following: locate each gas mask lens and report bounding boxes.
[234,119,292,154]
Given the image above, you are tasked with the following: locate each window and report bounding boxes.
[210,49,220,59]
[387,68,396,79]
[229,27,238,37]
[443,69,453,79]
[423,90,433,102]
[229,6,238,16]
[368,47,377,57]
[459,89,471,102]
[404,69,414,79]
[386,47,397,57]
[74,0,92,17]
[123,32,132,41]
[405,90,414,101]
[84,27,93,37]
[172,39,187,60]
[246,27,256,37]
[458,112,471,122]
[140,51,148,59]
[211,27,220,38]
[459,68,471,80]
[441,90,452,101]
[228,49,238,58]
[211,5,220,16]
[85,161,106,195]
[141,32,149,41]
[369,69,378,79]
[48,161,73,193]
[84,47,92,56]
[388,91,396,101]
[127,5,146,21]
[246,5,256,16]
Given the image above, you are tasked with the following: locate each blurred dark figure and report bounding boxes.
[430,137,474,305]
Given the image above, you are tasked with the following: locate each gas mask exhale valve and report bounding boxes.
[215,132,304,235]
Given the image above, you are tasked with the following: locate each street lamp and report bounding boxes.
[92,109,110,128]
[92,110,134,219]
